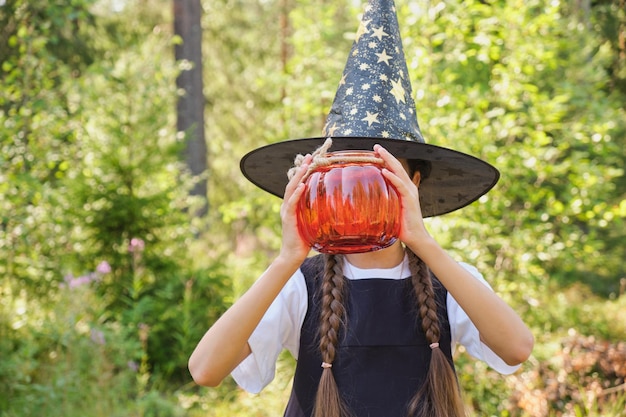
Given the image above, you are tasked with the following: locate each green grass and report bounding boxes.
[1,274,625,417]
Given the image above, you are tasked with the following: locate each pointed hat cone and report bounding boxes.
[240,0,499,217]
[322,0,423,142]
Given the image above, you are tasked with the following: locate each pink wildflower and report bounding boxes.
[69,275,90,288]
[96,261,112,274]
[63,271,100,289]
[90,329,106,345]
[129,238,145,253]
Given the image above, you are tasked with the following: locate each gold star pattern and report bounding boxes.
[371,26,389,41]
[323,0,424,145]
[390,78,406,103]
[355,18,371,42]
[326,123,339,136]
[362,111,380,126]
[375,49,393,65]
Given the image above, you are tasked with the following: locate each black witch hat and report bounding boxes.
[240,0,499,217]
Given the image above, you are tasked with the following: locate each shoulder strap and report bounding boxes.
[300,254,325,282]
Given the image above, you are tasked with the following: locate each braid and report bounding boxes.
[313,254,352,417]
[318,254,346,366]
[408,250,441,345]
[406,248,466,417]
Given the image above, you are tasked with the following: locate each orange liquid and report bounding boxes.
[297,155,401,254]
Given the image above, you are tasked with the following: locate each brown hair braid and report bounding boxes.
[406,248,466,417]
[313,254,352,417]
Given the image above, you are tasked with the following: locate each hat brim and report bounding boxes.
[240,137,499,217]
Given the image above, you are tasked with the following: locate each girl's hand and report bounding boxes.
[278,154,313,264]
[373,144,431,248]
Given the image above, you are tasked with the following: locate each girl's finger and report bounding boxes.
[381,167,404,190]
[374,145,409,178]
[286,182,306,210]
[284,154,312,198]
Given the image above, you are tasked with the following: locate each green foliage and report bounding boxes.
[0,271,139,416]
[400,0,625,298]
[0,0,99,297]
[0,0,231,411]
[63,3,231,385]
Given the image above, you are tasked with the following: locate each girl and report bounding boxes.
[188,144,534,417]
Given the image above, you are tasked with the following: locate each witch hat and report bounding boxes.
[240,0,499,217]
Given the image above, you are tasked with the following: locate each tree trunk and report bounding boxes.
[174,0,208,217]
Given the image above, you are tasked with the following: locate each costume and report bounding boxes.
[232,255,519,416]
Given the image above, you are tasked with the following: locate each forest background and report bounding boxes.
[1,0,625,416]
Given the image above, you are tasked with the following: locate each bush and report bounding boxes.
[0,269,139,416]
[508,330,626,417]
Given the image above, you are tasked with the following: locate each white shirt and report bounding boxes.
[232,258,520,393]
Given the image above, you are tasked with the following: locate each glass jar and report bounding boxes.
[296,151,401,254]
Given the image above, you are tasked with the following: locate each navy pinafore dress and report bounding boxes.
[284,255,454,417]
